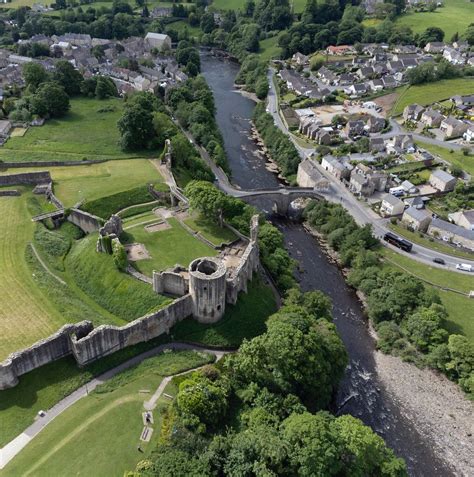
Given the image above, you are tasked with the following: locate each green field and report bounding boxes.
[211,0,306,12]
[395,0,474,40]
[259,35,283,61]
[417,142,474,177]
[391,78,474,116]
[1,350,214,477]
[1,159,163,208]
[382,249,474,341]
[183,213,237,246]
[0,98,155,163]
[122,215,217,276]
[0,193,69,360]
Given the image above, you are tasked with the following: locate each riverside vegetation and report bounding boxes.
[304,200,474,399]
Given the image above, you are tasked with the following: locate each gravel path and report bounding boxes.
[375,351,474,476]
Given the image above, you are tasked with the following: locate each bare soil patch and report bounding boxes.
[373,93,399,116]
[125,243,150,261]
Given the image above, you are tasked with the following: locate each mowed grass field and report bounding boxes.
[0,193,68,360]
[391,78,474,116]
[417,142,474,176]
[0,98,154,163]
[212,0,307,12]
[1,350,214,477]
[1,159,163,207]
[122,215,217,276]
[183,213,237,246]
[395,0,474,40]
[382,249,474,341]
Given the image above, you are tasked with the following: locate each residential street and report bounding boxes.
[266,70,474,273]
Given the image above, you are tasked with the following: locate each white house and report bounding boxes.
[402,207,432,232]
[380,193,405,217]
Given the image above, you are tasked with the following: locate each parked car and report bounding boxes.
[433,258,445,265]
[456,263,473,272]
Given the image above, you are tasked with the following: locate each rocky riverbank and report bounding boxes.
[375,352,473,476]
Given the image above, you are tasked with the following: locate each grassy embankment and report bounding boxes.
[389,223,474,261]
[0,276,276,448]
[391,78,474,116]
[382,249,474,341]
[2,159,165,208]
[1,350,214,477]
[0,97,155,163]
[395,0,474,39]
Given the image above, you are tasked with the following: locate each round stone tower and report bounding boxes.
[189,257,227,324]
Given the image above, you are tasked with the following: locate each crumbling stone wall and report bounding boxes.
[0,321,93,390]
[0,171,51,186]
[153,266,189,296]
[71,295,193,366]
[68,208,102,233]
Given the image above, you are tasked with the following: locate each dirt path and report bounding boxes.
[29,243,66,286]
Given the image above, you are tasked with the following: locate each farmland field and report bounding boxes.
[0,192,68,360]
[1,159,163,208]
[0,98,155,163]
[391,78,474,116]
[395,0,474,40]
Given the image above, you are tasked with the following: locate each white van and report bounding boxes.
[456,263,473,272]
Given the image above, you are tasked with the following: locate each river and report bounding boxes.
[200,53,454,477]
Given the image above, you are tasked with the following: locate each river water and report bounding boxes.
[200,53,453,477]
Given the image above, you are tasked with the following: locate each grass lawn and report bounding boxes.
[391,78,474,116]
[259,35,283,61]
[382,249,474,341]
[1,350,214,477]
[183,213,237,246]
[1,159,163,208]
[212,0,306,12]
[173,276,277,347]
[67,233,171,321]
[121,215,217,276]
[395,0,474,39]
[389,223,474,260]
[0,98,155,163]
[166,19,203,38]
[417,141,474,176]
[0,192,69,361]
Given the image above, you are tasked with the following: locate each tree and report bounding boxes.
[31,82,70,118]
[176,370,229,429]
[22,63,48,90]
[284,288,333,321]
[185,181,228,225]
[117,103,155,150]
[446,334,474,391]
[228,308,348,409]
[53,60,83,95]
[464,24,474,46]
[418,26,445,47]
[95,76,118,99]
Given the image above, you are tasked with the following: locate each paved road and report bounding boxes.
[266,70,474,273]
[0,343,227,470]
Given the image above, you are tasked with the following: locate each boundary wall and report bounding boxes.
[0,171,51,186]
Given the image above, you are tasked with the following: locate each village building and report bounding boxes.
[144,32,172,51]
[440,117,468,138]
[404,196,426,209]
[321,155,353,180]
[463,126,474,143]
[297,158,329,189]
[380,193,405,217]
[429,169,457,192]
[401,207,432,232]
[385,135,415,154]
[292,52,309,66]
[424,42,446,54]
[403,103,425,122]
[349,163,387,197]
[428,218,474,250]
[448,210,474,231]
[420,109,444,128]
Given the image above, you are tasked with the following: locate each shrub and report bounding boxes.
[112,240,128,271]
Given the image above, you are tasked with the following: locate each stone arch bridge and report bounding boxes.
[234,187,326,215]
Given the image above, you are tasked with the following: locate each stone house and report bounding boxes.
[297,158,329,189]
[403,103,425,122]
[380,193,405,217]
[145,32,172,51]
[385,135,415,154]
[369,137,385,152]
[349,163,387,197]
[440,117,468,138]
[428,218,474,250]
[382,75,397,89]
[424,42,446,54]
[321,155,353,180]
[366,116,385,133]
[429,169,457,192]
[402,207,432,232]
[292,52,309,66]
[345,120,366,139]
[448,210,474,231]
[420,109,444,128]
